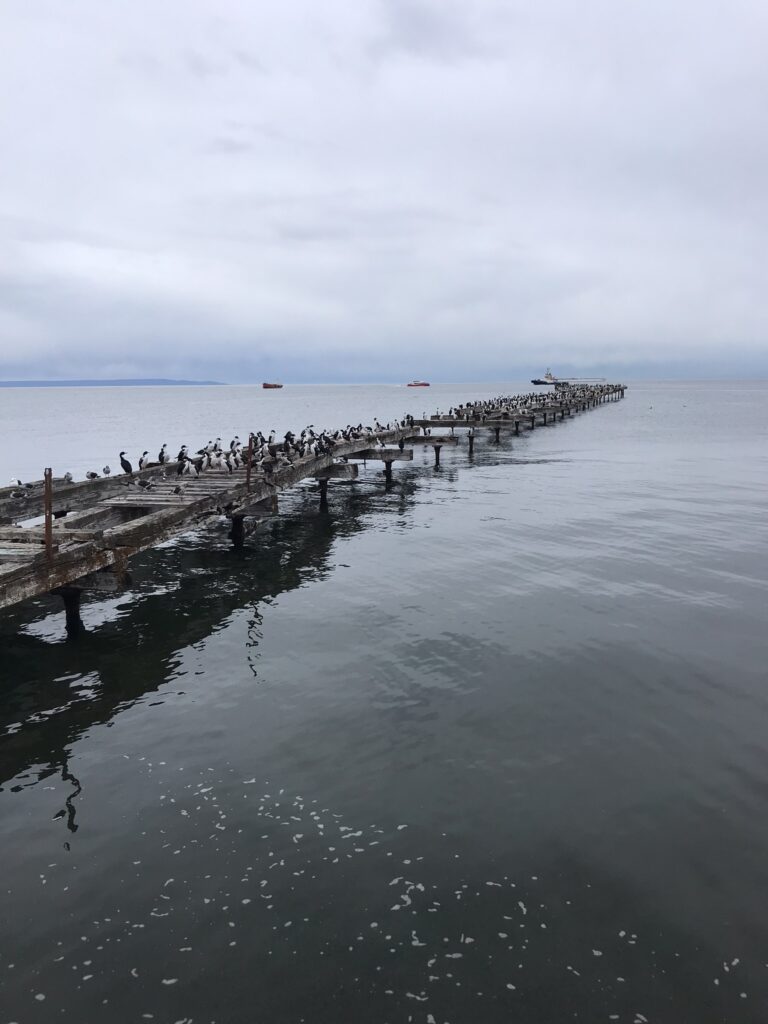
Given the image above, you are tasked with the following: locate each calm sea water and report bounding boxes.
[1,380,767,1024]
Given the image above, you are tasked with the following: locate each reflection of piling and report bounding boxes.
[51,585,84,638]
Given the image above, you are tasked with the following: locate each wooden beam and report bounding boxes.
[405,435,459,446]
[348,448,414,461]
[313,464,359,480]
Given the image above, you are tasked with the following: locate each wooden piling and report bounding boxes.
[43,468,53,562]
[230,515,245,549]
[246,434,254,492]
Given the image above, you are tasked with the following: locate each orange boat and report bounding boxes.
[262,382,283,389]
[407,380,430,387]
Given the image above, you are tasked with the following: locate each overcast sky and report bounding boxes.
[1,0,766,382]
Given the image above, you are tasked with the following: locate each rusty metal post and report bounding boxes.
[246,434,254,493]
[44,467,53,561]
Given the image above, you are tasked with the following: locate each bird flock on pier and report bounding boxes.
[5,418,419,495]
[5,384,621,495]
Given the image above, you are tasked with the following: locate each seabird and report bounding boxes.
[86,471,99,480]
[158,444,168,464]
[138,451,150,470]
[102,465,111,476]
[120,452,133,474]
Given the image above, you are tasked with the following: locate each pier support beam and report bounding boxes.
[515,421,519,435]
[51,585,84,638]
[434,445,442,467]
[384,461,394,487]
[230,514,245,549]
[468,432,475,456]
[318,478,329,509]
[494,426,501,444]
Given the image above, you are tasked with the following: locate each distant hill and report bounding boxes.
[0,378,226,388]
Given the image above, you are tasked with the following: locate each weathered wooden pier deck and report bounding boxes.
[0,384,625,629]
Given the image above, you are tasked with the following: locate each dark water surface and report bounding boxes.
[1,381,767,1024]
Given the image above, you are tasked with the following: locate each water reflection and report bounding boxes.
[0,465,440,794]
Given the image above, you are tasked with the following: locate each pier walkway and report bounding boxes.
[0,384,625,626]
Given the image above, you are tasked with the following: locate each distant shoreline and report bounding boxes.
[0,378,226,388]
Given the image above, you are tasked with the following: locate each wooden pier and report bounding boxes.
[0,384,625,629]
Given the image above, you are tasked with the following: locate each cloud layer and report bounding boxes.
[1,0,766,380]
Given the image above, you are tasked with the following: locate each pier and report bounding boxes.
[0,384,625,629]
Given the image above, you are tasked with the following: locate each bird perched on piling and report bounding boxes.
[138,451,150,470]
[120,452,133,474]
[158,444,168,464]
[63,472,73,483]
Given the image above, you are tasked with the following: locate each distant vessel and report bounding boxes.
[531,369,558,385]
[262,382,283,389]
[407,381,430,387]
[531,368,606,388]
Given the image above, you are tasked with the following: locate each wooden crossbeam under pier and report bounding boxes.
[313,464,359,480]
[349,448,414,461]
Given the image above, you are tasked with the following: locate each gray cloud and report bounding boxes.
[0,0,766,382]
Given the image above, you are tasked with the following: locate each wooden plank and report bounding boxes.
[100,497,190,508]
[0,528,48,543]
[0,461,185,524]
[0,548,49,564]
[0,476,68,498]
[405,435,459,446]
[349,448,414,461]
[313,464,359,480]
[52,527,105,541]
